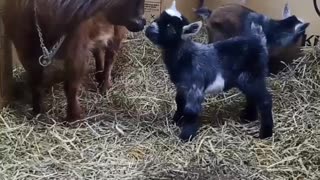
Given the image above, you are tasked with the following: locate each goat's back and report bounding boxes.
[213,36,268,77]
[206,4,254,42]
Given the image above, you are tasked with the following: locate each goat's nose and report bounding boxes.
[145,26,156,35]
[148,22,159,33]
[142,18,146,26]
[145,25,159,43]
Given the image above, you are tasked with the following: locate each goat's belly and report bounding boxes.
[205,73,225,94]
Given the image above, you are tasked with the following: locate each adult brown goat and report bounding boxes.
[2,0,145,121]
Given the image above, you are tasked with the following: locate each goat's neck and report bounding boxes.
[162,40,193,68]
[263,18,279,37]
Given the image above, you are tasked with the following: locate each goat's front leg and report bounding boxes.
[64,36,88,121]
[29,65,45,115]
[93,47,105,86]
[240,80,274,139]
[99,48,116,94]
[173,91,186,126]
[178,88,204,141]
[256,90,273,139]
[14,45,45,116]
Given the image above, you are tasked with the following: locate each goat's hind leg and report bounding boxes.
[240,80,274,139]
[240,95,258,123]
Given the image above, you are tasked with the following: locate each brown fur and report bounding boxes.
[203,4,304,74]
[2,0,144,121]
[89,13,128,93]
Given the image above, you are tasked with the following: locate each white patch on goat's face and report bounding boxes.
[165,1,182,20]
[165,9,182,19]
[205,73,225,94]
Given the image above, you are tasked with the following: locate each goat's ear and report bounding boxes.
[282,2,291,18]
[181,21,202,39]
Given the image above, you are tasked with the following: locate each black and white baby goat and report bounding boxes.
[145,2,273,141]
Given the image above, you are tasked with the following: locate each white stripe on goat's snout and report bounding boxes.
[151,22,159,32]
[165,9,182,19]
[205,73,225,94]
[165,0,182,19]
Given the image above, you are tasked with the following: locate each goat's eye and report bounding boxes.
[167,24,176,34]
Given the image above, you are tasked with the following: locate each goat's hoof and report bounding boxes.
[259,128,273,139]
[179,123,199,142]
[99,81,113,95]
[32,104,45,115]
[240,109,258,123]
[173,119,183,127]
[95,73,104,85]
[172,115,183,127]
[27,111,42,120]
[65,114,84,122]
[66,108,84,122]
[179,131,196,142]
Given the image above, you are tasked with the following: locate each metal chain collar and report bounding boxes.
[34,0,66,67]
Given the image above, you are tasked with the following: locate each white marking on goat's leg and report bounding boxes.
[205,73,225,94]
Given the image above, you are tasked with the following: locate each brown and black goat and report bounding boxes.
[194,2,309,75]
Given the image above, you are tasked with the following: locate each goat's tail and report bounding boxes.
[250,22,267,46]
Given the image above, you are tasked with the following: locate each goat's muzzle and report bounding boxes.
[126,17,146,32]
[145,22,159,44]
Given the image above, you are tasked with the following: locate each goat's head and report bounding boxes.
[145,1,203,47]
[104,0,146,32]
[267,3,309,48]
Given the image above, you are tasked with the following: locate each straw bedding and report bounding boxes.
[0,29,319,180]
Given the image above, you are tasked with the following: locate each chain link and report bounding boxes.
[34,0,66,67]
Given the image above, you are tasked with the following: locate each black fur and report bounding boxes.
[194,4,310,75]
[145,8,273,141]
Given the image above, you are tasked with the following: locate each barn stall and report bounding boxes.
[0,0,320,179]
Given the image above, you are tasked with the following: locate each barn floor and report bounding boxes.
[1,30,320,180]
